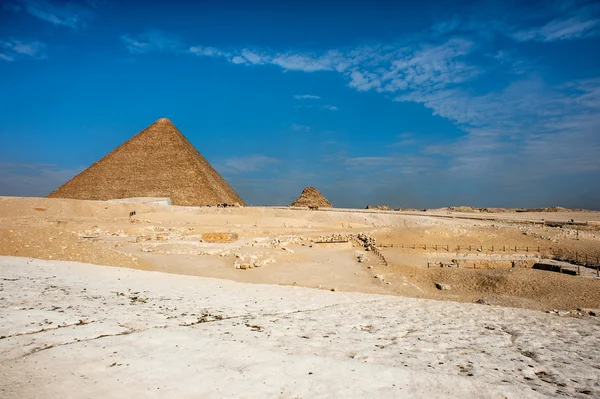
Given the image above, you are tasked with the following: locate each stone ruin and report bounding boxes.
[291,186,332,208]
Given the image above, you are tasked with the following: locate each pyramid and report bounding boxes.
[47,118,245,206]
[291,186,332,208]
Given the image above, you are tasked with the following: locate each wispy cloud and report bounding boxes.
[513,17,600,42]
[294,94,321,100]
[123,29,478,102]
[214,155,280,174]
[7,0,95,29]
[290,124,311,132]
[408,77,600,181]
[293,104,339,111]
[324,153,436,177]
[189,45,231,58]
[293,93,337,110]
[120,4,600,191]
[121,30,183,54]
[387,133,418,148]
[513,0,600,42]
[0,163,82,197]
[0,38,47,61]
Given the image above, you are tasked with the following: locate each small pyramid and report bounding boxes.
[291,186,332,208]
[47,118,245,206]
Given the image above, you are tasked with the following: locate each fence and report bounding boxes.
[425,260,600,277]
[377,242,600,271]
[376,243,555,253]
[352,236,388,266]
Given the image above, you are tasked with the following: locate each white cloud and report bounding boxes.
[240,49,265,64]
[8,0,95,29]
[292,94,337,110]
[513,17,600,42]
[387,133,417,148]
[121,31,183,54]
[348,70,381,91]
[126,31,477,100]
[189,46,230,58]
[270,53,332,72]
[0,53,15,61]
[119,20,599,185]
[0,39,47,61]
[188,46,267,66]
[408,78,600,180]
[294,94,321,100]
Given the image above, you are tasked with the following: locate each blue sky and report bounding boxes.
[0,0,599,208]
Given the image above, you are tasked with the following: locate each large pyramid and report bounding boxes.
[47,118,245,206]
[291,186,332,208]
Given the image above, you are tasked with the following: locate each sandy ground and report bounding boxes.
[1,196,599,312]
[2,256,599,398]
[0,197,600,310]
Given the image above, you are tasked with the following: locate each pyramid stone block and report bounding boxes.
[291,186,332,208]
[47,118,244,206]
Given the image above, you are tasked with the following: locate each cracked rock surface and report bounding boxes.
[1,256,598,398]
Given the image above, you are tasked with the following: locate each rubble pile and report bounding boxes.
[234,253,276,270]
[77,227,128,238]
[245,235,306,249]
[131,226,187,243]
[356,233,377,250]
[314,233,350,243]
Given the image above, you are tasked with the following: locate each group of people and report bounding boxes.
[129,210,137,218]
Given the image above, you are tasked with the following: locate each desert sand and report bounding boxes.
[1,256,599,398]
[1,196,599,397]
[1,196,599,311]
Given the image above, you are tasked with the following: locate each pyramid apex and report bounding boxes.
[47,117,246,206]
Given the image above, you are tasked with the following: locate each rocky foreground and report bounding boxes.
[1,256,598,398]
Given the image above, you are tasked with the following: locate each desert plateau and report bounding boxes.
[1,195,599,398]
